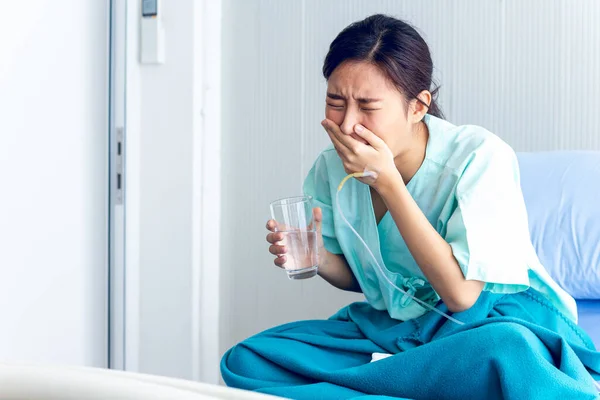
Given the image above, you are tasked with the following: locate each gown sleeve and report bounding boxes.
[445,142,531,293]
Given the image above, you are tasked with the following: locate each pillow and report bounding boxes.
[517,151,600,299]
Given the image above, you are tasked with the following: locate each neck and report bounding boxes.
[393,121,429,185]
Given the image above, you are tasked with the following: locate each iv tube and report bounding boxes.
[336,171,464,325]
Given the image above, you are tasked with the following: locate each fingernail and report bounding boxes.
[355,124,364,133]
[321,120,328,128]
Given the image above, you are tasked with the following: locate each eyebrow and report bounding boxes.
[326,92,383,104]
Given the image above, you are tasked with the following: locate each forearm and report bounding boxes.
[377,173,483,312]
[318,250,362,292]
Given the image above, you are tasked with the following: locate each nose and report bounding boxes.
[340,108,359,136]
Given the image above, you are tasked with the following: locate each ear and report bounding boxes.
[410,90,432,123]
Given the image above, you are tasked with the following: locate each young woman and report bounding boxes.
[221,14,600,399]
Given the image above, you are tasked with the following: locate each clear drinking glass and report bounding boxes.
[269,196,318,279]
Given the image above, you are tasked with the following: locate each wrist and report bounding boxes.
[374,168,404,197]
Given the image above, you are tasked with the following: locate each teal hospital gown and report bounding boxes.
[303,113,577,323]
[221,114,600,399]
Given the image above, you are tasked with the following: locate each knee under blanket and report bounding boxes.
[221,289,600,399]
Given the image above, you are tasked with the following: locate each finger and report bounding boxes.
[312,207,322,223]
[266,232,284,244]
[354,124,386,149]
[323,119,361,151]
[274,256,286,268]
[322,120,350,154]
[313,207,322,232]
[329,134,353,165]
[327,132,358,170]
[266,219,278,232]
[322,119,356,151]
[269,244,287,256]
[350,132,369,145]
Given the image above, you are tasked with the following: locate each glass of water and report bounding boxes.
[269,196,318,279]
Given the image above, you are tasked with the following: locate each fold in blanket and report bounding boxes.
[222,289,600,399]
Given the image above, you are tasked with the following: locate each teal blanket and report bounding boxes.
[221,289,600,399]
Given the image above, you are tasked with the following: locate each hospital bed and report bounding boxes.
[0,363,283,399]
[518,151,600,347]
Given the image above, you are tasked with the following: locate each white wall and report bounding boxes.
[220,0,600,355]
[0,1,109,366]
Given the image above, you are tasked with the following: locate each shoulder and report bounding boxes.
[304,146,345,187]
[425,115,518,176]
[307,146,343,174]
[314,145,339,163]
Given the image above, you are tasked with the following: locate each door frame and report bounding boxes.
[109,0,143,373]
[108,0,130,372]
[191,0,222,384]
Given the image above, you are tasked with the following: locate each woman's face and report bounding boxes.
[325,61,423,157]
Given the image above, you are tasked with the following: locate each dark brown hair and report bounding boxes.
[323,14,443,118]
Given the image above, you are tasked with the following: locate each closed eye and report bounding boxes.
[326,103,381,111]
